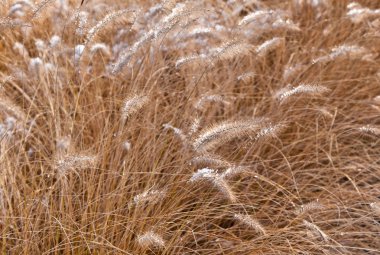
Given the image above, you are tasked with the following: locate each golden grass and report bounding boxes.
[0,0,379,254]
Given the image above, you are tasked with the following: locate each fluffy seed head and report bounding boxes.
[347,2,380,24]
[209,40,252,62]
[220,166,246,179]
[74,11,88,36]
[123,140,131,151]
[212,177,236,202]
[295,200,324,215]
[133,188,166,205]
[237,72,255,83]
[112,31,154,74]
[137,231,165,248]
[185,26,213,38]
[194,95,230,110]
[239,9,278,26]
[55,155,97,176]
[34,39,46,52]
[74,44,85,63]
[49,35,61,47]
[175,54,206,69]
[275,84,330,103]
[303,220,329,242]
[370,202,380,215]
[161,0,177,11]
[163,123,187,142]
[189,117,201,135]
[256,37,284,57]
[190,155,231,168]
[234,213,266,235]
[0,97,26,120]
[85,9,137,45]
[56,136,71,151]
[189,168,217,183]
[121,95,149,121]
[90,43,111,56]
[255,122,287,141]
[313,44,372,63]
[358,125,380,136]
[193,119,264,151]
[29,57,43,74]
[273,18,300,31]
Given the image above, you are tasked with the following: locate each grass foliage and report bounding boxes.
[0,0,379,254]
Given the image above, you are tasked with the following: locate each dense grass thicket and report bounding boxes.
[0,0,379,254]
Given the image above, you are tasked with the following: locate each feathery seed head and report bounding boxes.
[347,2,380,24]
[0,97,26,120]
[90,43,111,56]
[189,117,201,135]
[193,119,264,152]
[153,3,203,40]
[194,95,230,110]
[34,39,46,52]
[137,231,165,248]
[85,9,137,45]
[112,31,155,74]
[189,168,236,202]
[123,141,131,151]
[29,57,43,74]
[255,122,287,141]
[234,213,266,235]
[133,188,166,205]
[220,166,246,179]
[144,4,162,19]
[121,95,149,121]
[175,54,206,69]
[358,125,380,136]
[238,9,275,26]
[13,42,29,59]
[313,44,372,64]
[238,9,289,34]
[275,84,330,103]
[330,44,370,59]
[295,200,324,215]
[74,44,85,63]
[56,136,71,151]
[75,11,88,36]
[9,4,24,16]
[55,155,96,176]
[190,155,231,167]
[273,18,300,31]
[163,123,187,142]
[161,0,177,11]
[293,0,330,8]
[237,72,255,83]
[212,177,236,202]
[186,27,213,38]
[189,168,217,183]
[256,37,284,57]
[209,40,252,62]
[49,35,61,47]
[370,202,380,215]
[303,220,329,242]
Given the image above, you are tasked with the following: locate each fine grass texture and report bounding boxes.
[0,0,379,254]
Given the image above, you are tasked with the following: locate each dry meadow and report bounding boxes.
[0,0,379,254]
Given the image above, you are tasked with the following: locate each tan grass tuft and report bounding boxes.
[234,213,266,235]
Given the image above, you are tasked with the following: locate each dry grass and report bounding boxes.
[0,0,379,254]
